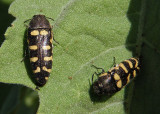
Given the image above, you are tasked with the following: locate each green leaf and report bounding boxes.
[0,0,142,113]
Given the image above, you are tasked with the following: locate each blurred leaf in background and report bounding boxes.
[0,84,39,114]
[126,0,160,114]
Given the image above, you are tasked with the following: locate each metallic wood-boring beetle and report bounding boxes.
[27,15,53,88]
[92,57,140,95]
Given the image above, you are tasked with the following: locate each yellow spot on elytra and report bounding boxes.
[27,39,29,44]
[114,73,120,80]
[119,63,128,73]
[133,70,136,77]
[117,80,122,88]
[45,77,49,80]
[127,74,131,83]
[137,67,140,70]
[50,38,53,43]
[33,67,40,73]
[42,66,51,73]
[125,60,133,68]
[40,30,48,35]
[50,32,53,43]
[29,45,38,50]
[44,56,52,61]
[31,30,39,36]
[42,45,51,50]
[99,73,108,77]
[131,58,138,68]
[30,57,38,62]
[114,67,119,70]
[108,67,115,72]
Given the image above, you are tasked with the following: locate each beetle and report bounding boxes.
[26,15,54,88]
[92,57,140,95]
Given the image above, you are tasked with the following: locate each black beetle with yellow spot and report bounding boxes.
[92,57,140,95]
[27,15,54,88]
